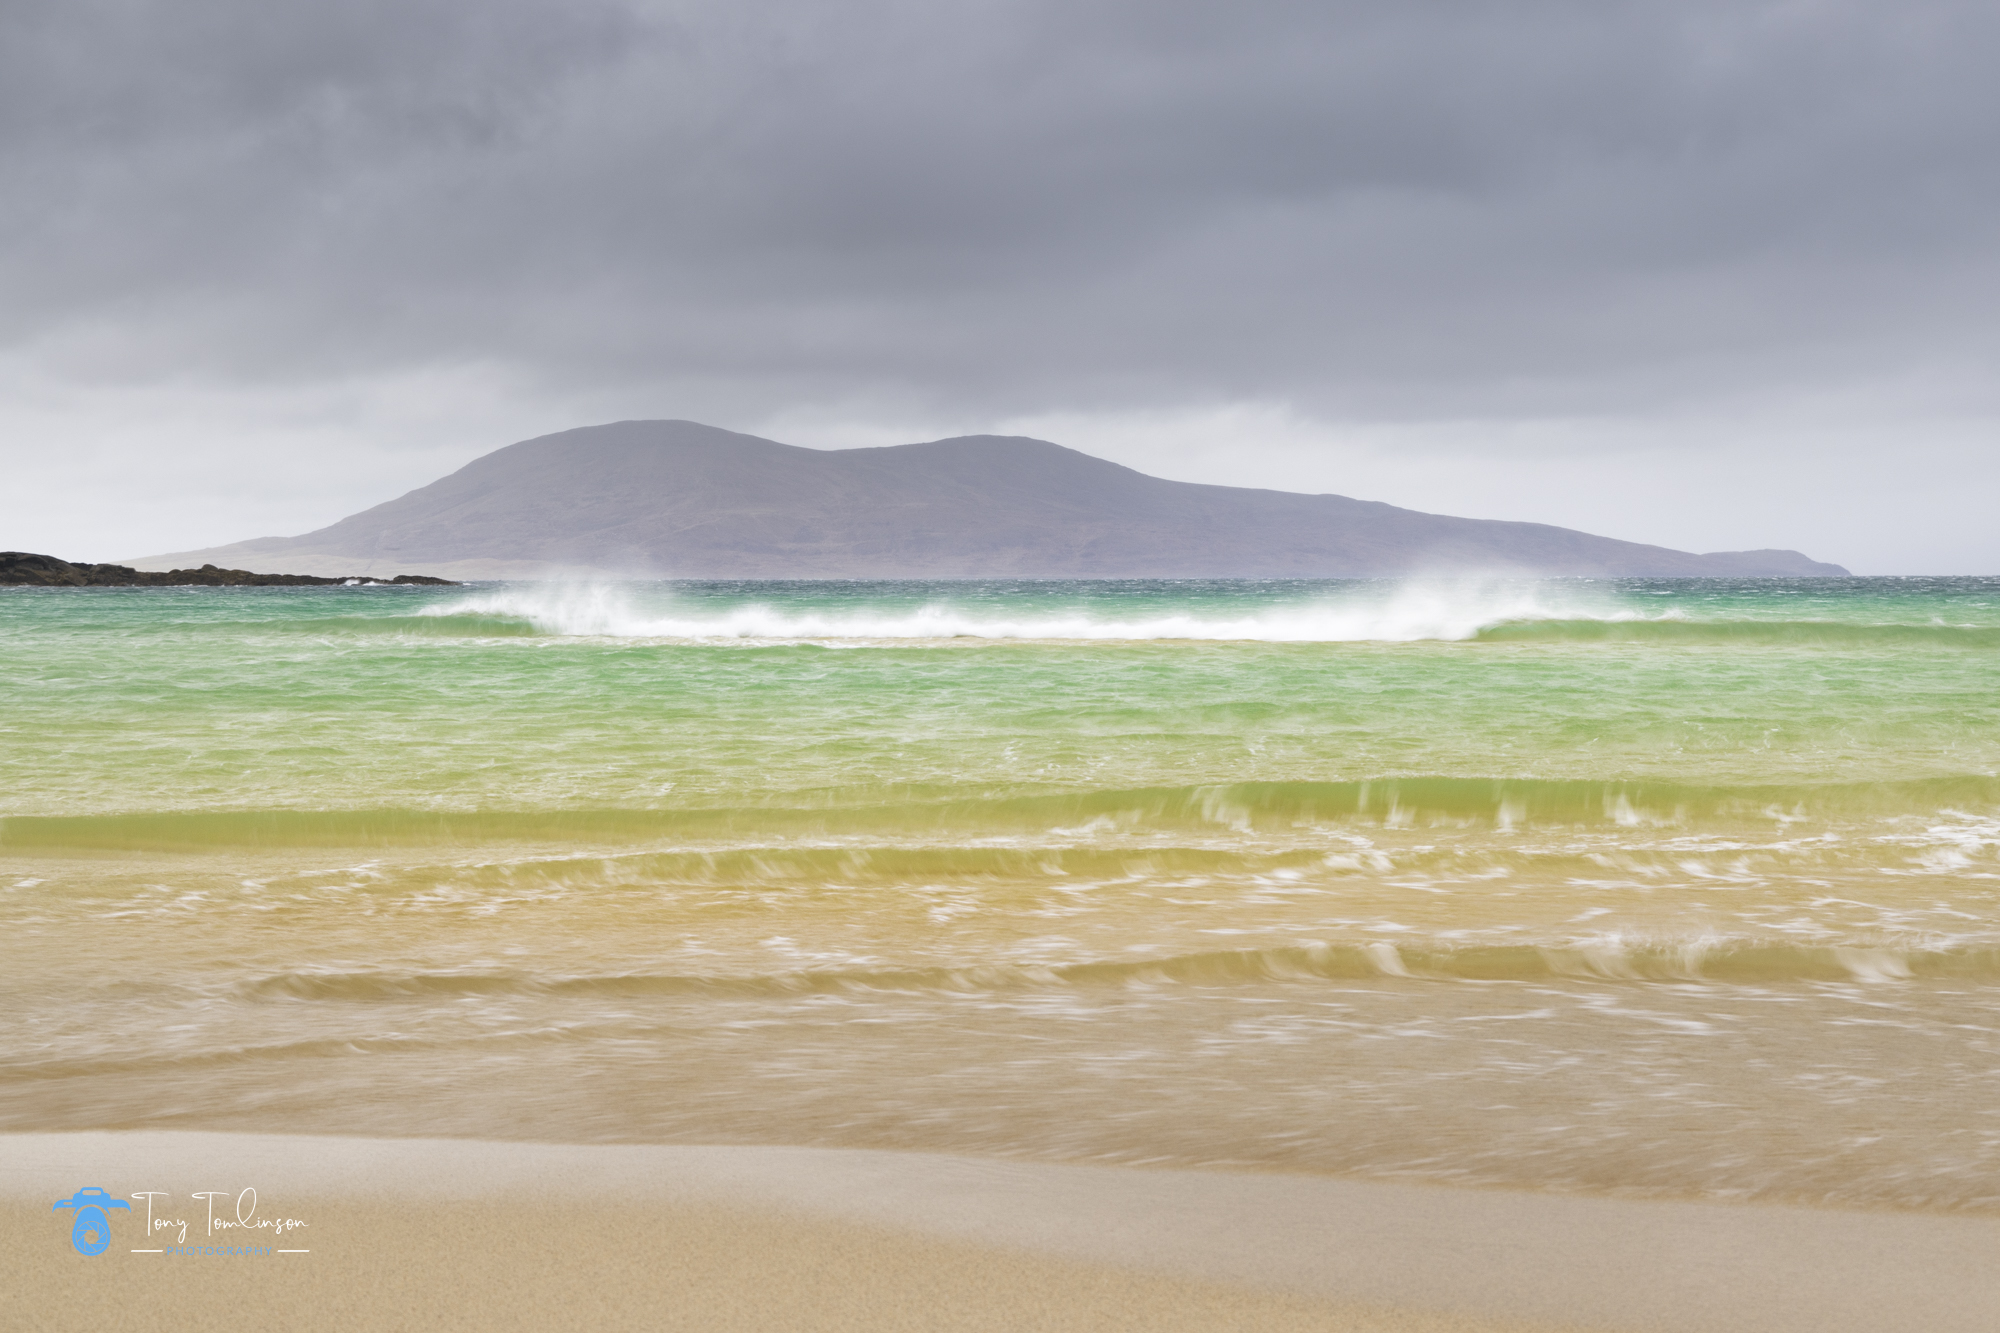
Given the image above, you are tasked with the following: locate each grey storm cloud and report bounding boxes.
[8,0,2000,422]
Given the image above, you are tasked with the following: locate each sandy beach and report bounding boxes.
[11,0,2000,1316]
[5,1133,1995,1333]
[9,581,2000,1330]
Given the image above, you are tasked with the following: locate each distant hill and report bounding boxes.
[134,420,1848,579]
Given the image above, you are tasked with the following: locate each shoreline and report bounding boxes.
[0,549,460,587]
[6,1133,1996,1332]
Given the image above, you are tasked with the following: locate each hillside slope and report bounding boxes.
[135,420,1848,579]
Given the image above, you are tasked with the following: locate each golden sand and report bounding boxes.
[8,1194,1555,1333]
[6,1134,1998,1333]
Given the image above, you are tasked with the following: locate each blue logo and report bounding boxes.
[54,1187,130,1256]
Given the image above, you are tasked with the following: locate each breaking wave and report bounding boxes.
[198,941,2000,1009]
[9,934,1996,1091]
[407,582,1642,643]
[381,582,2000,646]
[7,777,1997,850]
[1473,619,2000,647]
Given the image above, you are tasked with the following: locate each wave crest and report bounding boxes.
[385,582,2000,647]
[224,940,2000,1008]
[412,582,1637,643]
[6,777,1996,850]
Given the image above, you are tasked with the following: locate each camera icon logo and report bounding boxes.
[54,1187,130,1256]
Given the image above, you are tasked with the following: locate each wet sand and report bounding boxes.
[4,1134,1996,1333]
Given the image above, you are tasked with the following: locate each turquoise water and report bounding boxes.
[4,577,1998,1210]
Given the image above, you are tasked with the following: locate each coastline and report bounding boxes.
[0,550,459,587]
[6,1134,1995,1332]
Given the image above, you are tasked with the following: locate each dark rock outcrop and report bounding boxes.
[0,551,457,587]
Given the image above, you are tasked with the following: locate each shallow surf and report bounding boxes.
[4,576,1997,1212]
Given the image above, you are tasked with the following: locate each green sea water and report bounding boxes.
[4,577,1998,1211]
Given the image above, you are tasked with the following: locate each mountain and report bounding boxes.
[133,419,1848,579]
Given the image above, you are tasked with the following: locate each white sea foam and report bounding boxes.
[413,580,1631,643]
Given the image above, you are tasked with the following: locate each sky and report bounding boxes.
[4,0,1997,573]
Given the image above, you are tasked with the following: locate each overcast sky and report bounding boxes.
[4,0,1997,572]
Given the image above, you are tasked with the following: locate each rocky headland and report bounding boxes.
[1,551,458,587]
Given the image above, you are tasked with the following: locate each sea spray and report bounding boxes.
[414,577,1629,642]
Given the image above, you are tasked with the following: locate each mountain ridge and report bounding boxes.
[133,419,1848,579]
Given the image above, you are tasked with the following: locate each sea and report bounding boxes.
[3,576,1997,1213]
